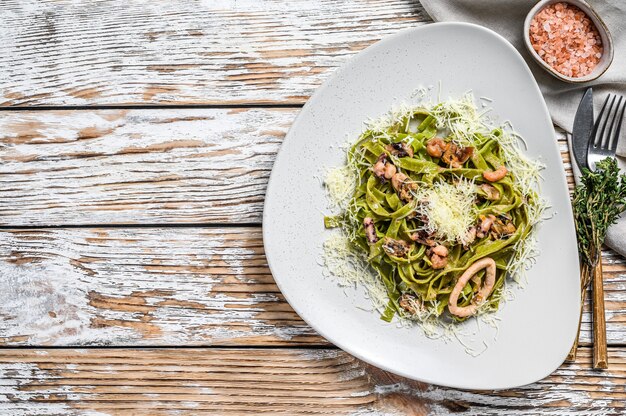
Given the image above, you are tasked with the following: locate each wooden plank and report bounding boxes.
[0,0,428,107]
[0,347,623,415]
[0,227,322,346]
[1,227,624,346]
[0,109,578,226]
[0,108,295,226]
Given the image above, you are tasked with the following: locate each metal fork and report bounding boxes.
[587,94,626,171]
[585,94,625,369]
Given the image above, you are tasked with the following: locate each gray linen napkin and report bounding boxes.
[420,0,626,257]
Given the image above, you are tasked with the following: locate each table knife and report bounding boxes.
[568,87,608,368]
[572,88,594,170]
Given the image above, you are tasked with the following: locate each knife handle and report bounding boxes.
[593,254,608,369]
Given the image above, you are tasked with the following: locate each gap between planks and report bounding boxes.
[0,103,304,111]
[0,223,263,230]
[0,343,624,350]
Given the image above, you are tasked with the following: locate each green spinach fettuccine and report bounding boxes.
[324,96,544,323]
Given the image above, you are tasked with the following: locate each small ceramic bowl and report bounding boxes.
[523,0,613,83]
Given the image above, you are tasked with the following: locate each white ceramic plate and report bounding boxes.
[263,23,580,390]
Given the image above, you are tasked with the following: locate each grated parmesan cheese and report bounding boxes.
[323,166,357,212]
[414,177,477,245]
[322,233,388,314]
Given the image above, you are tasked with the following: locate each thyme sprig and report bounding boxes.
[573,158,626,280]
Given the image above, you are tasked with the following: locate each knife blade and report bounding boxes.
[572,88,594,170]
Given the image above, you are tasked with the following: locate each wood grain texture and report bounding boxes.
[0,227,321,346]
[0,109,575,226]
[0,0,427,107]
[593,260,608,369]
[0,347,623,415]
[0,108,294,225]
[1,1,623,413]
[1,227,624,347]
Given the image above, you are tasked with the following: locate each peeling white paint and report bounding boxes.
[0,4,623,415]
[0,0,426,106]
[0,255,129,345]
[0,227,318,345]
[0,363,75,414]
[0,403,77,416]
[369,375,620,416]
[0,108,293,225]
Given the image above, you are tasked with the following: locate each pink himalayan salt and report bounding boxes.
[529,2,603,78]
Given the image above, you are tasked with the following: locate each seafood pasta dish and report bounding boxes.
[323,94,544,325]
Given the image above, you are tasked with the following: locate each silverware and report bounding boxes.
[585,93,624,369]
[587,94,625,171]
[572,88,594,170]
[567,88,596,362]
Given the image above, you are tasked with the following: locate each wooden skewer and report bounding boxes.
[592,256,608,369]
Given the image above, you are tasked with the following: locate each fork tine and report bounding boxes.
[609,96,626,153]
[598,95,616,148]
[591,94,612,148]
[604,95,623,149]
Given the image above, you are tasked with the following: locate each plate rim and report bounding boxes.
[263,21,581,390]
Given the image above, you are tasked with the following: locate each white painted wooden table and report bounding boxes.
[1,1,624,414]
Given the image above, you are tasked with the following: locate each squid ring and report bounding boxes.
[448,257,496,318]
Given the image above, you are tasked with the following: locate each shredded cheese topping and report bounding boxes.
[414,178,477,245]
[322,233,388,313]
[324,166,357,211]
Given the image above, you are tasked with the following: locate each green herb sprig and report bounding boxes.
[573,157,626,274]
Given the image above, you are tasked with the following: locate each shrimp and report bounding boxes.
[382,237,411,258]
[390,172,408,191]
[425,138,448,158]
[483,165,508,182]
[463,226,477,248]
[372,153,397,181]
[448,257,496,318]
[391,172,417,202]
[430,253,448,269]
[363,217,378,244]
[385,142,414,158]
[432,244,448,257]
[476,214,496,238]
[442,143,474,168]
[429,244,449,270]
[384,163,397,179]
[372,154,386,178]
